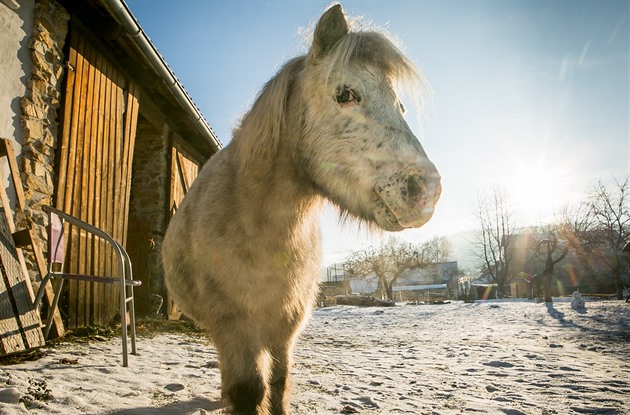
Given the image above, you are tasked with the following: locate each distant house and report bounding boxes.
[394,261,459,300]
[1,0,222,329]
[349,261,459,301]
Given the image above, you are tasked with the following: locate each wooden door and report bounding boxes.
[166,140,201,319]
[169,141,201,217]
[56,26,139,328]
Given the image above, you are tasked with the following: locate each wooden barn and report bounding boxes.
[0,0,221,340]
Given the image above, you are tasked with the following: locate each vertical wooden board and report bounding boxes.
[106,70,116,271]
[56,29,79,329]
[174,151,183,207]
[76,41,96,326]
[183,155,199,190]
[112,75,124,245]
[90,53,110,323]
[92,53,106,325]
[169,147,178,215]
[65,32,90,330]
[84,42,105,324]
[58,30,81,212]
[96,48,116,324]
[86,43,99,324]
[117,84,129,249]
[67,230,78,329]
[98,57,111,274]
[176,153,190,195]
[56,28,79,211]
[95,52,113,324]
[97,68,116,322]
[71,32,91,328]
[73,37,96,329]
[106,73,121,320]
[85,48,98,259]
[79,40,94,224]
[101,65,116,322]
[62,31,85,214]
[121,82,139,246]
[114,74,125,275]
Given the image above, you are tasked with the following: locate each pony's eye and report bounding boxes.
[336,86,360,106]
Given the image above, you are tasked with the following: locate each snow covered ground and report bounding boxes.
[1,300,628,414]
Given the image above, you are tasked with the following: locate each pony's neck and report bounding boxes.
[231,140,322,240]
[229,60,320,241]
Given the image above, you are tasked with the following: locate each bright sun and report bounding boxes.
[501,158,576,225]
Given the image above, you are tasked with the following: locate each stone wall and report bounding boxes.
[18,0,68,250]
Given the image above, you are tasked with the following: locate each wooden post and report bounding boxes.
[0,138,65,338]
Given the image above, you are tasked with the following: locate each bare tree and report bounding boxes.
[533,223,569,303]
[473,187,516,297]
[587,177,630,299]
[345,237,451,301]
[427,236,452,264]
[557,202,594,257]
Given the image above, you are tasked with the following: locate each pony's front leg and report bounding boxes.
[268,341,293,415]
[216,333,271,415]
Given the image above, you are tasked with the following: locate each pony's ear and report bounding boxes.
[309,4,348,60]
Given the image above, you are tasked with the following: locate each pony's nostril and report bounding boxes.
[407,175,424,201]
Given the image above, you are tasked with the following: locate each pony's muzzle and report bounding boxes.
[373,166,441,230]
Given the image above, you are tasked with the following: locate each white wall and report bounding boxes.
[0,1,35,208]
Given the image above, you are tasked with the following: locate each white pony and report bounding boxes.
[162,5,441,414]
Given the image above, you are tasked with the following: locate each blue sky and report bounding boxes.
[126,1,628,265]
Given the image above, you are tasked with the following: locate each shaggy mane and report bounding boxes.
[321,31,424,90]
[233,56,305,172]
[233,26,429,172]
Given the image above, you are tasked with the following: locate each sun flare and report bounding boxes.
[501,157,577,224]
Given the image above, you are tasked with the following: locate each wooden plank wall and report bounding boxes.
[56,26,139,328]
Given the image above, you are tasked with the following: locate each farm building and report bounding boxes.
[349,261,460,301]
[0,0,221,342]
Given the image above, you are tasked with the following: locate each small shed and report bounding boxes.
[1,0,222,332]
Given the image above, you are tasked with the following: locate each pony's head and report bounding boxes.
[301,5,441,230]
[236,4,441,231]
